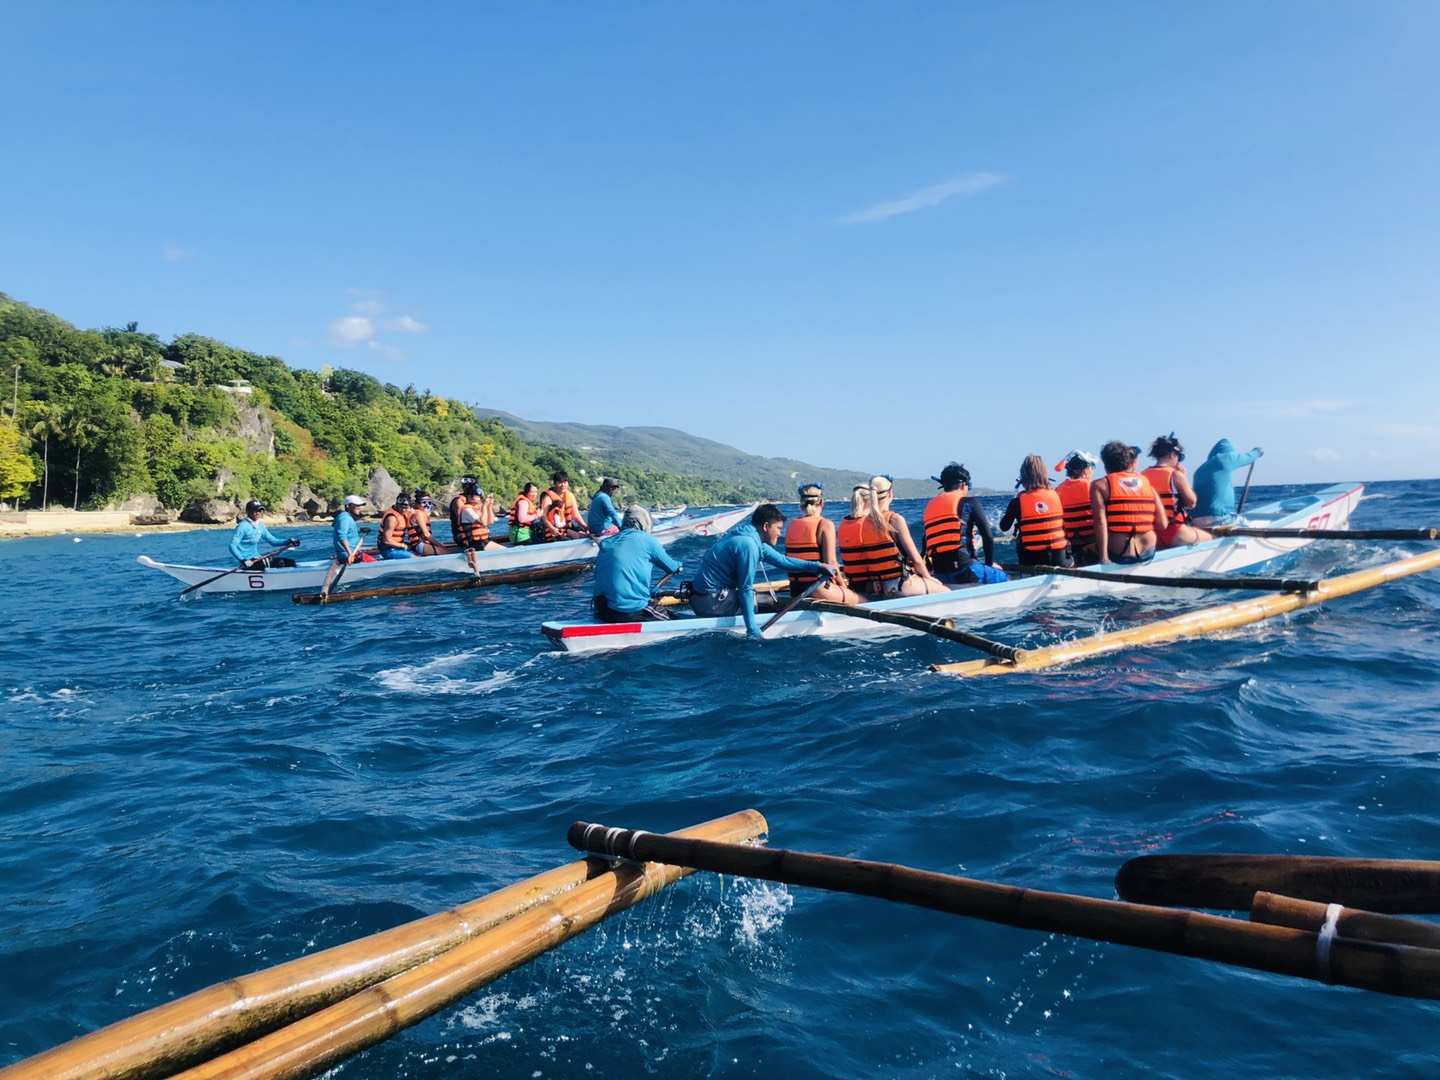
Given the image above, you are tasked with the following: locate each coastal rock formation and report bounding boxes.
[180,497,237,524]
[368,467,400,510]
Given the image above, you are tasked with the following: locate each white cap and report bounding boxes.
[344,494,366,506]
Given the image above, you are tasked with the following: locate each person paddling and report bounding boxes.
[1090,441,1166,564]
[587,477,624,537]
[228,500,298,569]
[690,504,836,638]
[921,463,1005,585]
[1000,455,1075,568]
[409,489,446,555]
[1053,450,1100,565]
[784,483,862,604]
[1191,439,1264,526]
[592,506,681,622]
[1143,434,1212,548]
[377,493,418,559]
[333,495,374,565]
[839,477,946,599]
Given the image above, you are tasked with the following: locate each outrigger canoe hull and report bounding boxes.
[542,485,1364,654]
[140,504,756,595]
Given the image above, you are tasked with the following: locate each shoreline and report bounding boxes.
[0,511,312,541]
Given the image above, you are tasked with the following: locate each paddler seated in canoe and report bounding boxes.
[377,493,419,559]
[448,476,498,549]
[840,477,947,598]
[1143,434,1212,548]
[508,482,541,544]
[1090,441,1167,564]
[999,454,1075,568]
[784,483,862,604]
[228,499,299,569]
[1052,450,1100,565]
[586,476,624,537]
[689,503,837,637]
[592,505,681,622]
[333,494,376,566]
[1191,438,1264,527]
[408,489,448,555]
[921,463,1006,585]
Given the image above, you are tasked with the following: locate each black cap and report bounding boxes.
[460,475,479,491]
[244,499,265,515]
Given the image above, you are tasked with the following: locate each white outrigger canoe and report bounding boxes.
[542,484,1364,654]
[139,504,756,595]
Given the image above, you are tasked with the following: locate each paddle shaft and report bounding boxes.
[1117,854,1440,913]
[1213,526,1439,541]
[568,824,1440,1000]
[179,541,297,597]
[806,599,1023,662]
[1251,892,1440,951]
[1234,460,1257,517]
[761,576,826,635]
[1001,563,1317,593]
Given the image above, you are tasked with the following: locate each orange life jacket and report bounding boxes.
[1055,478,1095,545]
[922,490,966,559]
[784,515,825,591]
[542,488,578,519]
[1143,465,1188,522]
[1015,489,1067,552]
[510,493,536,525]
[542,500,571,534]
[448,495,489,546]
[1102,472,1158,535]
[838,515,903,588]
[410,507,436,548]
[379,508,416,549]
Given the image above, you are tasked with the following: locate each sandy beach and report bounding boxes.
[0,510,294,540]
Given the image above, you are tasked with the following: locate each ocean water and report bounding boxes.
[2,480,1438,1078]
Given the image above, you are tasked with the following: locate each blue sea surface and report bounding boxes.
[2,481,1438,1078]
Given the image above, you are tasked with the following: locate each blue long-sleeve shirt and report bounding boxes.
[693,521,823,636]
[594,529,681,612]
[333,509,361,560]
[229,517,286,562]
[1193,439,1263,521]
[586,492,623,535]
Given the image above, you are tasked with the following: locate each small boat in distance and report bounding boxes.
[542,484,1363,653]
[140,504,756,595]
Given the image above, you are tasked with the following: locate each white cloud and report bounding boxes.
[328,315,376,346]
[385,314,429,335]
[1310,447,1342,463]
[161,243,189,263]
[839,171,1007,224]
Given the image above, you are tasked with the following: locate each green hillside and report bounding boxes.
[0,293,769,515]
[473,409,940,500]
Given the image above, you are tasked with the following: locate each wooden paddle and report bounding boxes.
[1250,892,1440,950]
[1234,460,1257,517]
[568,823,1440,1001]
[1211,526,1439,540]
[179,540,298,597]
[1116,854,1440,913]
[759,576,827,636]
[805,599,1023,661]
[1001,563,1319,593]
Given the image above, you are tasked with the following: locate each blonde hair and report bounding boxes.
[798,485,824,516]
[849,485,871,520]
[1019,455,1050,492]
[868,474,894,535]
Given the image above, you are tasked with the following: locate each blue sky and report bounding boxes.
[3,2,1437,485]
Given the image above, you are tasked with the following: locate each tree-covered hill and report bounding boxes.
[0,293,775,515]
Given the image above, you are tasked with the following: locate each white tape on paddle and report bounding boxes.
[1316,902,1343,980]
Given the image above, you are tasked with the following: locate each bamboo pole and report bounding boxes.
[1001,563,1318,593]
[1251,893,1440,950]
[291,561,589,605]
[1115,854,1440,913]
[1,810,766,1080]
[932,548,1440,676]
[567,824,1440,1000]
[170,811,767,1080]
[805,600,1025,661]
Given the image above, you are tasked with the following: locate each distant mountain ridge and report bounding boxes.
[472,408,942,500]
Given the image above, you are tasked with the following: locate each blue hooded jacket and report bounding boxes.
[1192,439,1262,521]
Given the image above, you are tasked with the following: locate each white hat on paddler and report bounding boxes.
[344,494,366,506]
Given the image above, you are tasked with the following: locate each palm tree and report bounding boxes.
[23,402,62,510]
[66,408,99,511]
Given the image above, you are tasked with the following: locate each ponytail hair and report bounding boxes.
[868,475,894,535]
[849,485,871,520]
